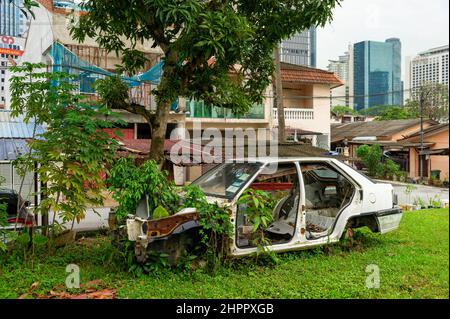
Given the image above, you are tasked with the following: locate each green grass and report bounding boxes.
[0,209,448,299]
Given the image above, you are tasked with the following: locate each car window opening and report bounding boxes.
[236,163,300,248]
[302,163,355,240]
[192,162,262,199]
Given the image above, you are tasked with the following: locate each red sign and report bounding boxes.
[0,48,24,56]
[1,36,15,45]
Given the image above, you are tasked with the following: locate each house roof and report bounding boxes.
[0,139,30,161]
[402,123,449,140]
[0,111,45,139]
[281,62,344,89]
[331,119,437,143]
[117,139,338,165]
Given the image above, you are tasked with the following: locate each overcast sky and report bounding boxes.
[317,0,450,78]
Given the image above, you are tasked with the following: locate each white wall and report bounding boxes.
[5,4,54,109]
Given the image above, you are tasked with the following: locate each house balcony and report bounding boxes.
[273,108,315,122]
[185,100,268,123]
[272,107,329,136]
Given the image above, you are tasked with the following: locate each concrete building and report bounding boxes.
[4,0,174,130]
[353,38,402,111]
[281,28,317,67]
[1,0,27,37]
[404,45,449,101]
[401,123,449,182]
[0,0,29,109]
[328,44,354,108]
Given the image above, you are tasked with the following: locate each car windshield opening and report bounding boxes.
[192,162,262,199]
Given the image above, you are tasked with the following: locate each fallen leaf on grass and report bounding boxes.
[36,279,116,299]
[29,282,39,293]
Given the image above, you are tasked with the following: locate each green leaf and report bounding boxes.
[153,205,170,220]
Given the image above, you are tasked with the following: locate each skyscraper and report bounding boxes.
[353,38,402,111]
[328,45,354,108]
[404,45,449,101]
[281,28,317,67]
[1,0,28,108]
[1,0,26,37]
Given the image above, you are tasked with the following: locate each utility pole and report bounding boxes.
[419,90,425,181]
[274,46,286,143]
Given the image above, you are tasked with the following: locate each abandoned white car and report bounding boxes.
[126,158,402,262]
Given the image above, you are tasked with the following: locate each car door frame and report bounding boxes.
[229,160,308,257]
[297,158,363,245]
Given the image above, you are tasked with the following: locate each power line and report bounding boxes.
[262,88,412,100]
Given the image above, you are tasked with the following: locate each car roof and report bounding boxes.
[227,157,337,165]
[0,189,17,195]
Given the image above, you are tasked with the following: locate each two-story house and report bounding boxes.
[274,63,344,149]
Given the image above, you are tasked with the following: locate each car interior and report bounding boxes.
[235,162,356,248]
[302,163,355,239]
[236,163,300,248]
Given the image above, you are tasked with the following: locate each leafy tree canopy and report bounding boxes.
[358,105,402,117]
[70,0,341,163]
[406,83,449,123]
[374,106,418,121]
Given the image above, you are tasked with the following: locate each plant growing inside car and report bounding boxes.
[108,161,233,273]
[108,158,181,221]
[237,189,275,258]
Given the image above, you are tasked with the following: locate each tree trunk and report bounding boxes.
[148,56,178,166]
[149,99,170,166]
[274,46,286,143]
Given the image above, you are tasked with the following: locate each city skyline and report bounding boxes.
[317,0,449,81]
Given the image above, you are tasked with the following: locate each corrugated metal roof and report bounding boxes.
[0,139,30,161]
[0,111,45,139]
[331,119,438,143]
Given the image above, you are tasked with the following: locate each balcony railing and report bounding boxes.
[186,100,265,120]
[273,108,315,121]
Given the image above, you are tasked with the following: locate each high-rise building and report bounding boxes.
[353,38,402,111]
[1,0,28,109]
[404,45,449,101]
[281,28,317,67]
[1,0,26,37]
[328,44,354,108]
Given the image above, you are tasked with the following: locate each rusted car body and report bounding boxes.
[126,158,402,262]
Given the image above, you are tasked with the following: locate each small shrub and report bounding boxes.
[384,159,400,180]
[356,144,384,177]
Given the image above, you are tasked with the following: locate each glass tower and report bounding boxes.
[281,28,317,67]
[353,38,402,111]
[0,0,25,37]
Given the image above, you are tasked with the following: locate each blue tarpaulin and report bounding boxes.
[48,42,180,110]
[49,42,162,90]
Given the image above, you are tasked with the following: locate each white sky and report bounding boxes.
[317,0,450,79]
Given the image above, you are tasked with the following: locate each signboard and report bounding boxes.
[0,36,23,56]
[0,48,24,56]
[1,36,15,45]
